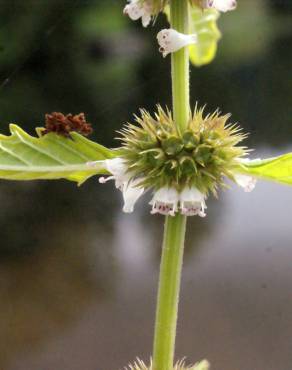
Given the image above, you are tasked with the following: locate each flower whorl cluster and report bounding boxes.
[95,106,255,217]
[120,106,247,195]
[96,106,255,217]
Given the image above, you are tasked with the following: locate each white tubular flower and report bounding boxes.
[98,157,129,190]
[204,0,237,12]
[234,174,257,192]
[123,0,153,27]
[157,29,197,57]
[180,187,207,217]
[97,158,145,213]
[150,187,179,216]
[122,178,145,213]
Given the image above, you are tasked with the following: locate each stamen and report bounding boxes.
[99,176,115,184]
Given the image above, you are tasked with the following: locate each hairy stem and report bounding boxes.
[152,215,187,370]
[170,0,190,133]
[152,1,190,369]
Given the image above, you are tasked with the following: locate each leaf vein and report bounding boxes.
[14,130,66,165]
[0,143,31,166]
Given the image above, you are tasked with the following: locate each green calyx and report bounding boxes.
[119,106,248,195]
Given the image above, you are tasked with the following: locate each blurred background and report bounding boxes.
[0,0,292,369]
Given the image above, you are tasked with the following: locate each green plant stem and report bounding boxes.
[152,1,190,370]
[170,0,190,133]
[152,215,187,370]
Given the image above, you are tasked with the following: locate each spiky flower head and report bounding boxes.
[125,358,210,370]
[119,105,248,196]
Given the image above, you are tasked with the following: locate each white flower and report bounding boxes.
[204,0,237,12]
[150,187,179,216]
[122,178,145,213]
[88,156,257,216]
[234,174,257,192]
[157,29,197,57]
[97,158,145,213]
[179,186,207,217]
[98,157,129,189]
[234,158,258,192]
[123,0,153,27]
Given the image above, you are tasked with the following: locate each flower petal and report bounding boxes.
[122,179,145,213]
[150,187,179,216]
[142,12,152,27]
[124,1,144,20]
[180,186,207,217]
[104,158,127,177]
[205,0,237,12]
[157,29,197,57]
[234,173,257,192]
[124,0,153,27]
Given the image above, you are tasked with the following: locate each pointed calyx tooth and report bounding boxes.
[157,29,197,57]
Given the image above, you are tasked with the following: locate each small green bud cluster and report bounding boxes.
[119,106,247,195]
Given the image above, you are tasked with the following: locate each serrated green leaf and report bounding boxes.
[0,124,116,185]
[189,7,221,67]
[237,154,292,186]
